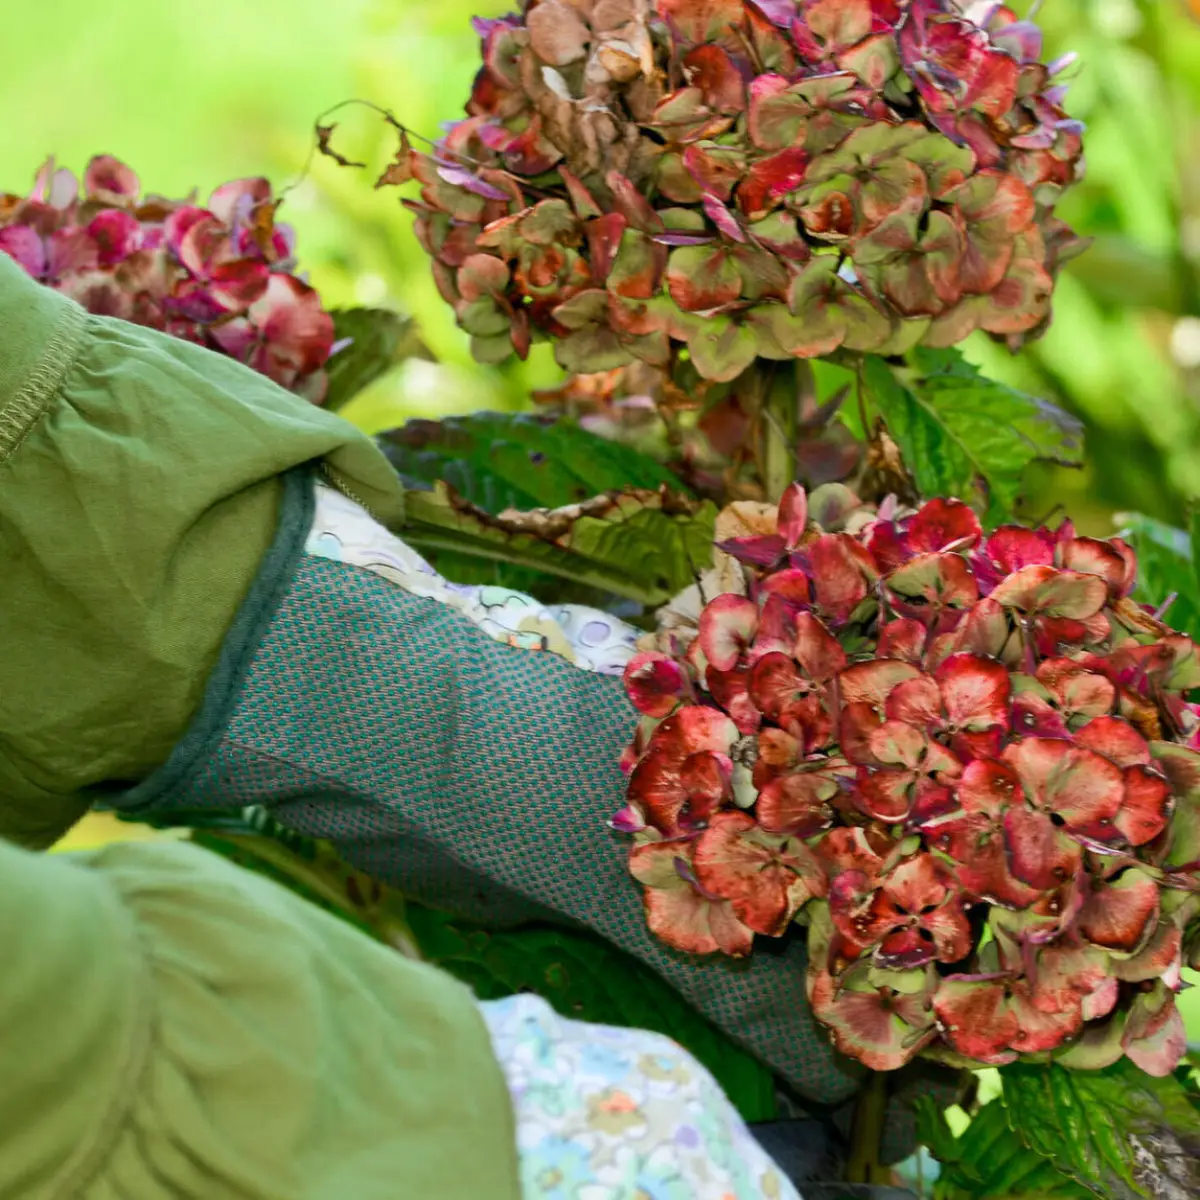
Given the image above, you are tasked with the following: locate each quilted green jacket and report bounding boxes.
[0,248,405,848]
[0,833,519,1199]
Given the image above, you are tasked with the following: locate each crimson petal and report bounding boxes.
[906,497,982,555]
[757,770,838,836]
[698,593,758,670]
[1002,804,1080,891]
[624,652,691,717]
[693,811,826,935]
[631,841,756,957]
[1113,765,1172,847]
[937,653,1011,731]
[1077,867,1159,953]
[932,978,1019,1065]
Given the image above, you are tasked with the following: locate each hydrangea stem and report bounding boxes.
[845,1069,890,1184]
[759,362,800,504]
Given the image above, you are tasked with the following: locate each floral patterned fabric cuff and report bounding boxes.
[306,483,640,677]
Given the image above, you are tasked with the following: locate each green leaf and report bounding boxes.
[1001,1058,1200,1199]
[323,308,430,412]
[918,1097,1091,1199]
[1116,512,1200,642]
[863,348,1084,523]
[379,411,686,513]
[380,412,704,605]
[402,904,777,1123]
[914,1095,966,1168]
[402,482,717,607]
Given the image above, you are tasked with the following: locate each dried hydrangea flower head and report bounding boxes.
[392,0,1086,380]
[618,482,1200,1075]
[0,156,335,401]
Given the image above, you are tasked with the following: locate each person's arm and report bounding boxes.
[0,835,519,1200]
[0,248,914,1135]
[0,248,402,848]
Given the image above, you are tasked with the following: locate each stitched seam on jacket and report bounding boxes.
[0,302,87,465]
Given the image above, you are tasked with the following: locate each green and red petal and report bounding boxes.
[1074,714,1148,766]
[840,658,924,710]
[794,611,849,683]
[1113,765,1172,848]
[644,874,757,956]
[748,652,813,723]
[1007,982,1085,1053]
[627,748,690,834]
[683,43,748,112]
[885,673,942,728]
[809,967,934,1071]
[1123,986,1188,1077]
[757,770,839,837]
[756,726,802,774]
[989,565,1107,620]
[630,839,757,956]
[652,704,740,761]
[1038,661,1117,729]
[693,811,827,934]
[957,758,1021,818]
[879,854,973,963]
[878,618,928,663]
[698,594,759,671]
[886,552,979,627]
[1002,804,1081,891]
[818,825,887,880]
[855,764,918,821]
[1003,737,1125,828]
[737,147,810,219]
[975,526,1055,590]
[934,811,1042,908]
[839,702,885,765]
[1111,921,1183,986]
[752,593,801,661]
[706,666,762,734]
[777,482,809,548]
[932,977,1020,1064]
[807,533,877,623]
[946,596,1010,661]
[1057,536,1137,600]
[937,653,1012,732]
[1077,867,1160,954]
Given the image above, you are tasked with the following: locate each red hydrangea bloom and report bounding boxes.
[0,157,335,401]
[618,482,1200,1074]
[390,0,1087,381]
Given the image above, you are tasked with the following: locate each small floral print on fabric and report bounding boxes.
[478,993,800,1200]
[306,484,639,675]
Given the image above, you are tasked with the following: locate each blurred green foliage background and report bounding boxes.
[5,0,1200,530]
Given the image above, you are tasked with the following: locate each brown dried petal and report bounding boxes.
[526,0,592,66]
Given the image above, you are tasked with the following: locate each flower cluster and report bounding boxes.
[394,0,1086,381]
[618,483,1200,1074]
[0,157,335,400]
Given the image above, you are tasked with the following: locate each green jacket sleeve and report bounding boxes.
[0,835,519,1200]
[0,250,406,847]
